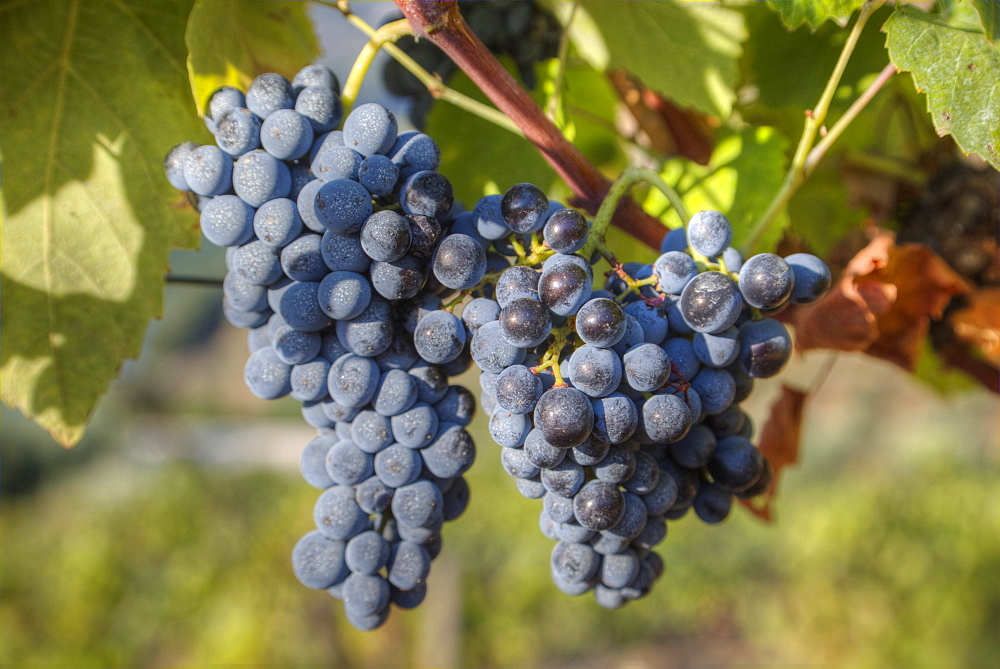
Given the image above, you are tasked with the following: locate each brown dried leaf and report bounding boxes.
[949,287,1000,365]
[740,386,807,522]
[788,231,969,371]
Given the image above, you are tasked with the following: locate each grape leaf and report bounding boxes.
[0,0,205,446]
[971,0,1000,42]
[783,233,969,371]
[884,5,1000,170]
[765,0,866,31]
[577,0,745,118]
[185,0,318,116]
[647,126,790,251]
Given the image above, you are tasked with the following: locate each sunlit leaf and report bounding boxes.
[884,5,1000,170]
[971,0,1000,42]
[648,126,790,251]
[185,0,318,116]
[577,0,746,118]
[0,0,204,446]
[766,0,866,30]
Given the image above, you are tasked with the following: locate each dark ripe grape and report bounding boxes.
[443,476,471,521]
[489,408,530,448]
[389,130,441,178]
[633,516,667,551]
[785,253,832,304]
[472,194,508,241]
[622,343,671,392]
[470,320,525,373]
[611,315,644,357]
[386,540,432,590]
[735,458,774,499]
[556,521,595,544]
[432,234,487,290]
[543,208,589,254]
[693,482,733,524]
[357,154,398,196]
[422,423,476,478]
[405,214,442,259]
[164,141,199,191]
[361,210,411,262]
[706,404,745,437]
[328,354,380,408]
[738,318,792,379]
[342,102,398,156]
[663,336,700,381]
[233,149,291,208]
[686,210,732,257]
[501,446,540,480]
[669,424,717,469]
[413,310,466,364]
[202,194,255,248]
[591,392,638,444]
[708,435,764,493]
[433,385,477,427]
[600,492,647,542]
[575,298,626,348]
[255,197,303,248]
[533,387,594,448]
[391,402,439,449]
[351,410,394,453]
[400,170,454,220]
[495,365,543,414]
[738,253,794,309]
[183,144,233,197]
[567,433,610,467]
[573,480,625,531]
[311,143,361,182]
[660,227,687,253]
[679,271,744,334]
[499,297,551,348]
[246,72,294,118]
[214,107,262,157]
[206,86,245,127]
[501,182,549,233]
[345,531,391,575]
[261,109,314,161]
[540,459,586,498]
[653,251,698,294]
[292,530,350,590]
[693,326,741,369]
[293,63,340,94]
[461,297,501,336]
[621,301,668,345]
[321,228,370,273]
[495,265,540,308]
[244,347,292,399]
[593,445,636,484]
[524,429,566,469]
[641,394,692,443]
[314,485,370,541]
[640,474,678,517]
[550,541,600,584]
[690,367,735,415]
[544,493,576,524]
[542,252,593,280]
[281,233,327,282]
[538,261,592,317]
[623,451,659,495]
[336,296,394,357]
[300,435,336,489]
[296,84,343,135]
[399,294,442,335]
[567,344,622,398]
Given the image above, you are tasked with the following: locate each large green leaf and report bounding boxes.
[766,0,866,31]
[647,126,790,252]
[186,0,318,115]
[577,0,745,119]
[971,0,1000,42]
[884,5,1000,170]
[0,0,205,446]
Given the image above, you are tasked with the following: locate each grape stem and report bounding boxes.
[743,0,889,254]
[531,316,576,388]
[321,0,523,136]
[341,19,414,117]
[391,0,666,249]
[581,166,690,264]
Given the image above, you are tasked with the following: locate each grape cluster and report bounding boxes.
[164,66,482,630]
[383,0,561,127]
[444,184,832,608]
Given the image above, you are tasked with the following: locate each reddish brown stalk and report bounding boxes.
[393,0,665,249]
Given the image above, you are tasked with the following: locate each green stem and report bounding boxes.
[804,62,896,175]
[321,1,523,136]
[341,19,414,116]
[743,0,887,254]
[581,166,689,260]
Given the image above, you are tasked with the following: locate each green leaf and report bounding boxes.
[971,0,1000,42]
[766,0,866,31]
[185,0,318,116]
[0,0,205,446]
[884,5,1000,170]
[647,127,790,251]
[577,0,746,118]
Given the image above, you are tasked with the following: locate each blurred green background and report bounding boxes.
[2,258,998,668]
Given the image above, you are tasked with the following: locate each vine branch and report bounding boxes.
[392,0,666,249]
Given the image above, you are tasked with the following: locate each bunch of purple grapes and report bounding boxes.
[422,184,833,609]
[163,66,488,630]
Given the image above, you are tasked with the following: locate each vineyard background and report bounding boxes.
[2,0,999,665]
